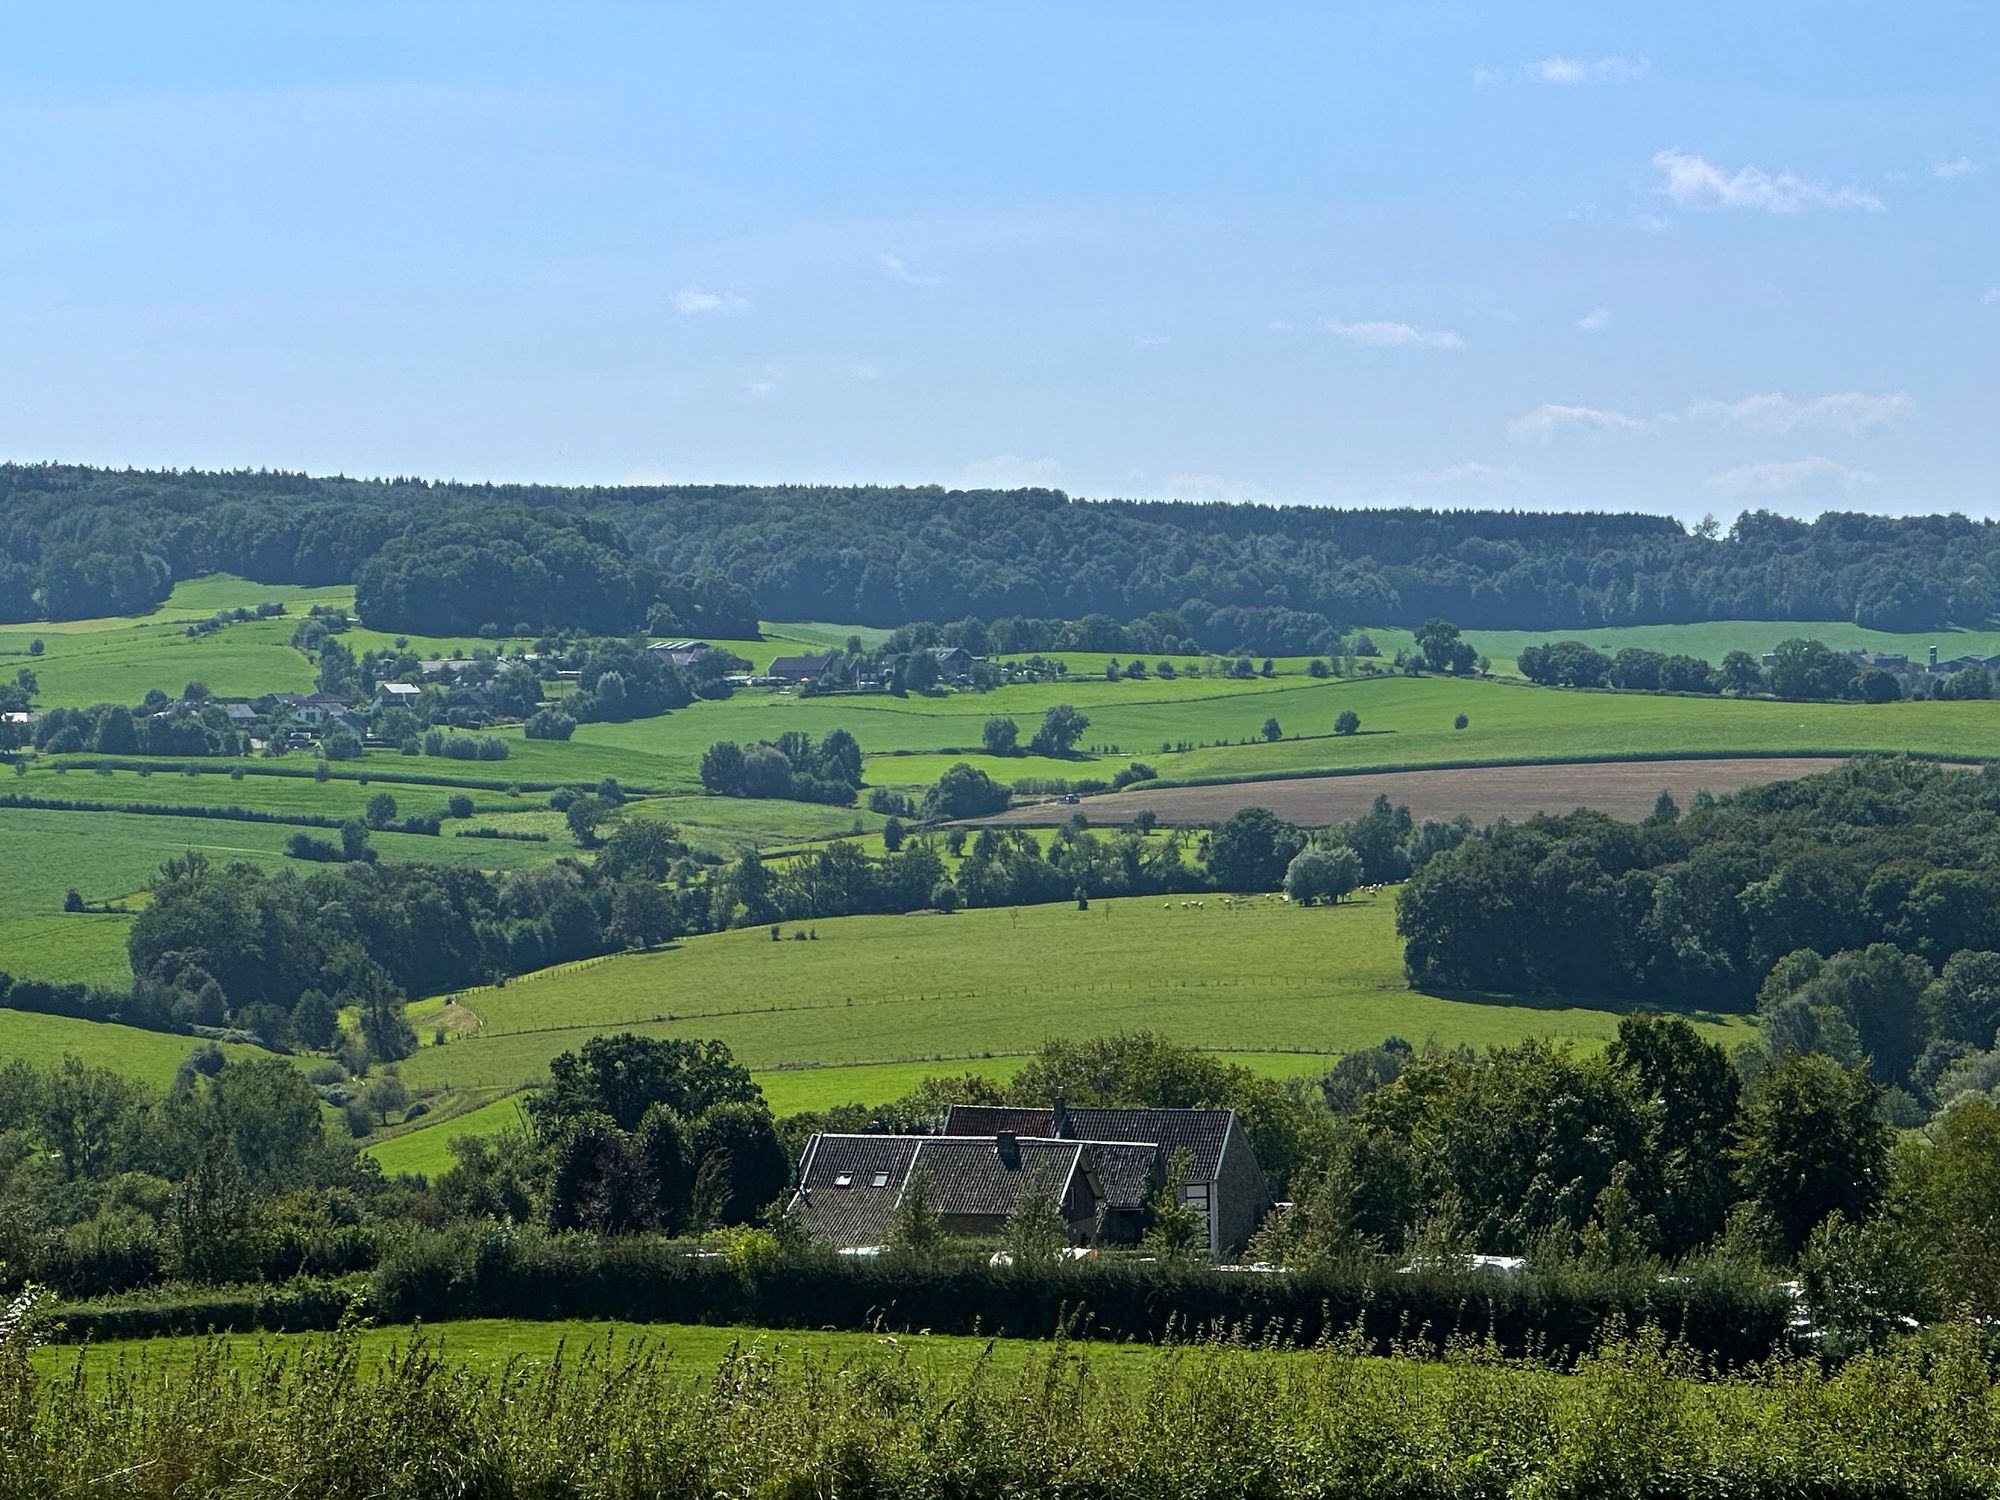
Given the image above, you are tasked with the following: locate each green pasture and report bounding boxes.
[397,893,1750,1097]
[364,1091,536,1177]
[0,802,575,984]
[0,1010,263,1087]
[30,1318,1178,1384]
[1144,675,2000,784]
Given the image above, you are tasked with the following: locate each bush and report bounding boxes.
[1333,709,1360,736]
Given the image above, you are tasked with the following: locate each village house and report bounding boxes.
[788,1133,1115,1249]
[787,1102,1268,1257]
[371,682,423,713]
[942,1102,1271,1257]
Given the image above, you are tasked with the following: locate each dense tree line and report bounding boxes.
[1397,758,2000,1108]
[8,464,1999,638]
[698,728,863,804]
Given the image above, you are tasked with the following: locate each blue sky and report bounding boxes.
[3,2,1994,522]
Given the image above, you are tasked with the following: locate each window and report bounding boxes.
[833,1173,853,1188]
[872,1173,891,1188]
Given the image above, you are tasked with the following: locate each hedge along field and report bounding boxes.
[1452,616,2000,675]
[396,894,1750,1097]
[9,764,525,821]
[363,1092,536,1177]
[0,1010,266,1087]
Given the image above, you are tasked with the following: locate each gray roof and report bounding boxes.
[909,1137,1083,1219]
[1078,1140,1163,1211]
[767,651,837,679]
[790,1134,922,1249]
[941,1102,1237,1186]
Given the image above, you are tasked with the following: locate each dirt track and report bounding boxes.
[974,757,1869,829]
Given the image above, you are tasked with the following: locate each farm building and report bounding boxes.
[648,639,712,668]
[942,1102,1271,1257]
[766,650,838,684]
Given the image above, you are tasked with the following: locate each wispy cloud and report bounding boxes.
[1691,390,1913,431]
[1707,456,1873,498]
[1935,156,1979,179]
[1404,461,1525,487]
[959,454,1060,489]
[1267,319,1295,333]
[745,363,783,398]
[1529,55,1648,85]
[877,251,943,287]
[1577,306,1611,332]
[1652,149,1885,213]
[1324,319,1463,350]
[1985,287,2000,306]
[673,289,749,315]
[847,361,882,381]
[1134,334,1171,349]
[1508,403,1645,442]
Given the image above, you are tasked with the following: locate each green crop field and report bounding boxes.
[397,893,1749,1099]
[363,1091,536,1177]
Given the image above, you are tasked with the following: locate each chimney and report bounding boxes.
[995,1131,1020,1168]
[1051,1094,1071,1138]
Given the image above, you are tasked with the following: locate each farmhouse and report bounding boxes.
[371,682,423,712]
[943,1102,1271,1257]
[929,645,974,680]
[766,650,837,685]
[788,1132,1112,1249]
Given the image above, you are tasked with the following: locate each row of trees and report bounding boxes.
[1518,635,1900,701]
[699,729,864,804]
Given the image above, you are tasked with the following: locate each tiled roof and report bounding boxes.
[789,1134,922,1250]
[941,1103,1237,1186]
[1078,1141,1162,1211]
[1063,1109,1232,1186]
[940,1105,1057,1138]
[909,1137,1081,1218]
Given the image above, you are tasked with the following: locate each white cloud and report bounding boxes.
[1134,334,1171,349]
[1507,403,1645,442]
[847,361,882,381]
[1652,149,1885,213]
[1324,318,1463,349]
[1935,156,1979,179]
[1577,306,1611,332]
[673,289,749,315]
[1692,390,1913,431]
[1267,319,1294,333]
[1529,55,1648,85]
[1164,472,1261,503]
[1985,287,2000,306]
[959,454,1060,489]
[1404,461,1525,487]
[877,251,943,287]
[1707,456,1873,499]
[744,363,783,398]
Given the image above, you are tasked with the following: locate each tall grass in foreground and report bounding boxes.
[6,1323,2000,1498]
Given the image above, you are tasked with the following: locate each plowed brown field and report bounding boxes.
[974,756,1871,828]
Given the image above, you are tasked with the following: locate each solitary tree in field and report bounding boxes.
[1453,713,1469,730]
[1333,709,1361,736]
[1029,703,1090,757]
[1284,845,1363,905]
[1261,717,1282,741]
[981,715,1020,755]
[364,792,398,830]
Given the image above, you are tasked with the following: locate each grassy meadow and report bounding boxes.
[396,892,1749,1099]
[0,1010,266,1087]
